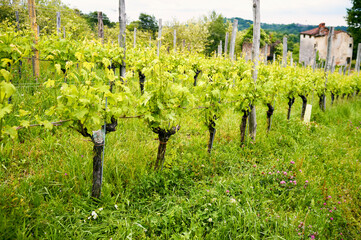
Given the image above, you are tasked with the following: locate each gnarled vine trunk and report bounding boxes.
[77,117,118,199]
[287,97,295,120]
[300,95,307,121]
[240,109,249,143]
[193,70,201,86]
[266,103,274,133]
[138,71,146,94]
[331,92,335,105]
[319,94,325,111]
[152,126,180,171]
[207,117,217,154]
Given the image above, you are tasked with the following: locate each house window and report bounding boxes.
[349,43,352,48]
[347,57,351,64]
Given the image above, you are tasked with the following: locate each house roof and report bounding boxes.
[300,23,351,37]
[300,23,328,36]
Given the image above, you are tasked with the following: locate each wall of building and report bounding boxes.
[332,32,353,65]
[299,34,315,64]
[299,32,353,66]
[242,42,271,61]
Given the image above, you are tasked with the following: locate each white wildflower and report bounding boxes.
[91,211,98,219]
[230,198,237,204]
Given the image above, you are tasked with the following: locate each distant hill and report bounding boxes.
[226,17,348,35]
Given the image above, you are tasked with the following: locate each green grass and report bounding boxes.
[1,67,361,239]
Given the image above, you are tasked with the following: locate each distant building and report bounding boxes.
[299,23,353,66]
[242,42,271,61]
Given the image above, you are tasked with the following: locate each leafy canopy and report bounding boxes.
[346,0,361,57]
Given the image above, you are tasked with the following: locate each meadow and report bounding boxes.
[1,65,360,239]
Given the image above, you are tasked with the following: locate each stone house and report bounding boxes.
[242,42,271,61]
[299,23,353,66]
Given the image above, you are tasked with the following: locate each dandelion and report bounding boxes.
[208,218,212,222]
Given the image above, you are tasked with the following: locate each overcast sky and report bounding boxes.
[61,0,352,27]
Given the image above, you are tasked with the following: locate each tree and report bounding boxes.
[346,0,361,57]
[138,13,158,37]
[82,11,115,28]
[240,25,270,48]
[205,11,227,55]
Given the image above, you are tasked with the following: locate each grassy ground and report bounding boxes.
[1,68,361,239]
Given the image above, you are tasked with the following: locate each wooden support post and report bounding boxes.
[28,0,40,78]
[282,36,287,67]
[229,19,238,61]
[173,29,177,52]
[312,49,317,71]
[355,43,361,72]
[56,12,61,36]
[325,27,334,73]
[224,32,229,57]
[119,0,126,79]
[157,19,162,57]
[133,28,137,48]
[98,12,104,41]
[249,0,260,141]
[15,11,20,31]
[264,43,268,64]
[218,40,222,57]
[322,27,334,111]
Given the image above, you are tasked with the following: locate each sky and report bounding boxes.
[61,0,352,27]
